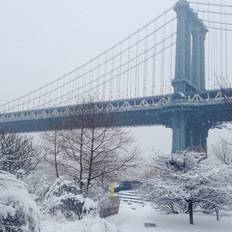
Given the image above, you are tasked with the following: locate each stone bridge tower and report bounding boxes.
[171,0,209,153]
[172,0,208,94]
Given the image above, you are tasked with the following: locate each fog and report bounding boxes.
[0,0,231,154]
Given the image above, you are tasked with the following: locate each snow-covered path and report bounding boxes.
[107,203,155,232]
[107,202,232,232]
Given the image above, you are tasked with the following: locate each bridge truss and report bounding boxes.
[0,0,232,153]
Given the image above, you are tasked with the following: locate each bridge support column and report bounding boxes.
[172,114,210,153]
[173,0,192,93]
[191,19,208,91]
[199,26,208,90]
[172,114,187,153]
[191,26,201,89]
[173,0,207,94]
[186,124,209,152]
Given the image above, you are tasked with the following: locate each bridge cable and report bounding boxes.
[118,43,122,99]
[134,33,139,98]
[224,14,229,88]
[143,28,148,97]
[160,15,166,94]
[69,44,177,107]
[33,43,176,109]
[203,20,232,26]
[127,39,131,98]
[206,2,211,89]
[0,8,174,110]
[190,2,232,8]
[151,22,157,95]
[3,18,176,113]
[4,32,176,112]
[110,49,114,100]
[213,19,217,89]
[169,18,174,93]
[195,9,232,16]
[205,26,232,32]
[220,4,224,84]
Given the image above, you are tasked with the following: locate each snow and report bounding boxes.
[41,202,232,232]
[41,217,119,232]
[42,176,96,220]
[107,203,232,232]
[84,197,97,212]
[0,171,41,220]
[0,171,41,231]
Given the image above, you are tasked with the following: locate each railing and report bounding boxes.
[0,90,231,123]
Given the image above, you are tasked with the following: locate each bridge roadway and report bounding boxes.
[0,88,232,134]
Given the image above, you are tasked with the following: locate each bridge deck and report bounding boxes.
[0,89,232,133]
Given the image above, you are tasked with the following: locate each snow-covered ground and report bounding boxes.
[41,202,232,232]
[41,217,119,232]
[108,203,232,232]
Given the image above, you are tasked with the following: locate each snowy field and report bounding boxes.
[41,202,232,232]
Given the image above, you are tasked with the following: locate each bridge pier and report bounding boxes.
[172,114,210,153]
[187,124,209,153]
[172,114,187,153]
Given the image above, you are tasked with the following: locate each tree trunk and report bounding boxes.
[79,125,84,193]
[215,208,219,221]
[54,131,59,178]
[188,200,194,225]
[86,144,94,192]
[54,153,59,178]
[86,116,95,193]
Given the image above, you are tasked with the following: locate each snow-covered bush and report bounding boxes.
[86,184,107,201]
[25,171,53,203]
[143,152,232,225]
[0,171,41,232]
[43,177,96,220]
[0,133,40,176]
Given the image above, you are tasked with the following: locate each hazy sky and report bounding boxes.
[0,0,230,154]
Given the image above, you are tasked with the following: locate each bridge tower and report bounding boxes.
[171,0,209,153]
[172,0,208,94]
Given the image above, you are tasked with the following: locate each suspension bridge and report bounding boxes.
[0,0,232,153]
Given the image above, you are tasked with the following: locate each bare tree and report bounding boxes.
[213,139,232,165]
[0,132,41,176]
[61,98,138,193]
[59,130,85,192]
[216,76,232,131]
[42,130,65,178]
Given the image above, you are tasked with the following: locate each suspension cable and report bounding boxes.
[206,26,232,32]
[195,9,232,16]
[203,20,232,26]
[190,2,232,8]
[4,33,176,112]
[1,17,177,111]
[39,43,176,109]
[0,7,173,109]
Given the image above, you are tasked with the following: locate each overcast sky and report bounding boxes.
[0,0,230,154]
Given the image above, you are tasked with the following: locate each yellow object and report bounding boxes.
[109,183,115,194]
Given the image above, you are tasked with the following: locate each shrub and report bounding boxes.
[43,177,96,220]
[0,171,41,232]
